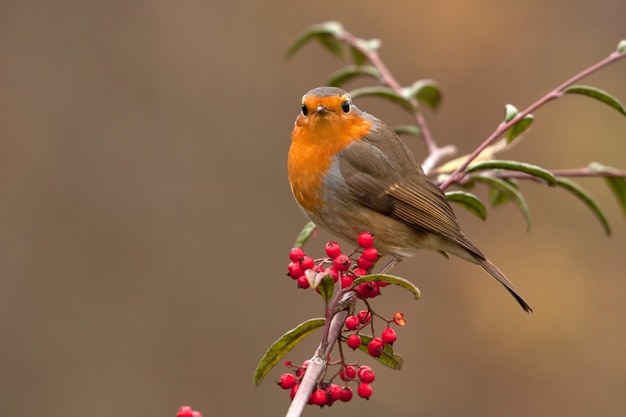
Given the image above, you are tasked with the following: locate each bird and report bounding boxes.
[287,86,533,314]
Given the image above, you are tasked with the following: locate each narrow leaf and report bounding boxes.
[506,114,534,143]
[473,175,532,230]
[286,21,344,59]
[317,33,344,58]
[555,177,611,236]
[489,186,512,207]
[403,79,443,110]
[253,318,326,386]
[327,65,380,87]
[564,85,626,116]
[393,124,422,138]
[350,46,367,66]
[446,191,487,220]
[605,176,626,216]
[293,221,316,248]
[351,274,420,299]
[357,335,404,370]
[588,162,626,216]
[466,160,557,186]
[350,86,417,113]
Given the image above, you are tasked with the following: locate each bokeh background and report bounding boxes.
[1,1,625,416]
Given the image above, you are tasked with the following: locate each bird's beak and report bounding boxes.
[316,105,329,115]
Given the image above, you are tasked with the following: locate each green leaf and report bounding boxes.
[392,124,422,138]
[618,40,626,53]
[555,177,611,236]
[473,175,532,230]
[350,86,417,113]
[286,21,344,60]
[446,191,487,220]
[466,160,557,186]
[489,186,512,207]
[351,274,420,299]
[564,85,626,117]
[317,33,344,58]
[293,221,316,248]
[357,335,404,370]
[506,114,534,143]
[326,65,380,87]
[588,162,626,216]
[350,47,367,66]
[253,318,326,386]
[605,176,626,216]
[402,79,443,110]
[504,104,519,122]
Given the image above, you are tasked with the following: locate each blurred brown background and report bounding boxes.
[1,1,625,416]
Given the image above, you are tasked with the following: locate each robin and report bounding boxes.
[288,86,533,313]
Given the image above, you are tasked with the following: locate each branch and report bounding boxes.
[335,30,453,174]
[439,48,626,191]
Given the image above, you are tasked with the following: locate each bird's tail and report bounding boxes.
[475,256,534,314]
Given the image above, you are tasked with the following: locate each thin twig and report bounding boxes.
[439,48,626,191]
[336,30,448,173]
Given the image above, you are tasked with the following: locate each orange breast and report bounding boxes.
[288,112,372,214]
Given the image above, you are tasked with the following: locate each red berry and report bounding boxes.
[357,310,371,324]
[326,384,342,403]
[340,386,353,402]
[339,365,357,381]
[289,247,305,262]
[357,382,373,399]
[177,406,193,417]
[312,388,327,406]
[347,334,361,350]
[299,256,314,270]
[341,273,354,289]
[353,267,368,277]
[332,254,351,271]
[381,327,397,344]
[357,365,376,383]
[361,247,379,262]
[355,282,380,299]
[191,411,202,417]
[296,275,310,289]
[357,232,374,248]
[367,337,384,357]
[290,383,300,399]
[277,373,296,389]
[345,315,360,330]
[325,241,342,259]
[287,261,304,279]
[296,361,309,377]
[356,257,375,270]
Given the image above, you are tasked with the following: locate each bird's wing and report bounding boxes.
[338,130,483,258]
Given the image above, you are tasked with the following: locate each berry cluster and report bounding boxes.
[280,232,407,407]
[277,360,378,406]
[287,232,384,297]
[344,310,403,357]
[176,406,202,417]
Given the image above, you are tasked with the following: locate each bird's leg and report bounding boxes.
[378,255,402,274]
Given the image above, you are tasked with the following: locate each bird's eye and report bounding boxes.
[301,104,308,116]
[341,100,351,113]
